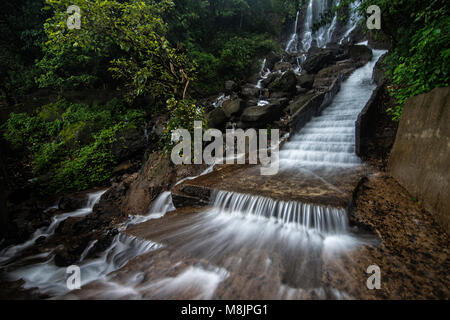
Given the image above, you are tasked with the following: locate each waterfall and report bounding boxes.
[285,11,300,52]
[301,0,314,52]
[280,48,387,170]
[339,1,361,44]
[211,190,348,234]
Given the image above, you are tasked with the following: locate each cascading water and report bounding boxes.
[1,3,387,299]
[279,48,387,170]
[285,11,300,52]
[339,1,361,44]
[0,190,162,297]
[212,191,348,234]
[0,190,106,264]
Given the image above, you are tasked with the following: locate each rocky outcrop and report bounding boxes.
[347,44,373,67]
[389,87,450,233]
[302,47,336,74]
[268,70,297,97]
[239,99,288,128]
[222,98,246,119]
[117,151,208,216]
[206,108,227,129]
[296,73,315,90]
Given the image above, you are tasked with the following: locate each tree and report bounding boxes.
[37,0,194,102]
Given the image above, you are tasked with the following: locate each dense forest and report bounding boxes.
[0,0,448,194]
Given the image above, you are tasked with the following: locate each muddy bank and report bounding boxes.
[324,172,449,299]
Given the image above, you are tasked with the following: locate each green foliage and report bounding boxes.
[386,18,450,120]
[38,0,193,102]
[166,0,291,93]
[163,97,206,149]
[2,98,145,193]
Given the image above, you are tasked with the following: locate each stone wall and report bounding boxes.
[389,87,450,233]
[355,83,386,157]
[355,53,387,157]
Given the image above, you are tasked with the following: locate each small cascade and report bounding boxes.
[212,191,348,234]
[339,1,361,44]
[4,234,161,297]
[285,11,300,52]
[300,0,315,53]
[0,190,106,264]
[212,93,230,108]
[127,191,176,225]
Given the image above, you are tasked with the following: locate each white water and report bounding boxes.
[339,1,361,44]
[212,190,348,234]
[279,48,387,170]
[0,190,106,264]
[0,190,162,297]
[285,11,300,52]
[212,93,230,108]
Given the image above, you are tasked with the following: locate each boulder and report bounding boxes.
[222,98,246,119]
[225,80,239,93]
[240,99,287,126]
[273,61,293,72]
[206,108,227,129]
[240,85,260,100]
[265,51,282,70]
[296,73,315,90]
[58,196,85,211]
[347,45,373,67]
[261,72,280,88]
[117,151,208,216]
[268,70,297,96]
[302,47,335,74]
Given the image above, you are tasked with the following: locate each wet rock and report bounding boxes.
[347,44,373,67]
[206,108,227,130]
[302,47,335,74]
[58,196,85,211]
[240,99,286,127]
[117,151,208,216]
[265,51,282,70]
[268,70,297,97]
[372,52,388,85]
[34,236,47,245]
[240,85,260,100]
[273,61,292,72]
[56,216,85,236]
[261,72,280,88]
[287,92,316,115]
[225,80,239,93]
[296,73,315,90]
[270,91,290,99]
[222,98,246,119]
[112,160,135,175]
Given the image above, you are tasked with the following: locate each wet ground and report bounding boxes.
[55,169,448,300]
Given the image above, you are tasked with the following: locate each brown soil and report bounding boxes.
[324,172,449,299]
